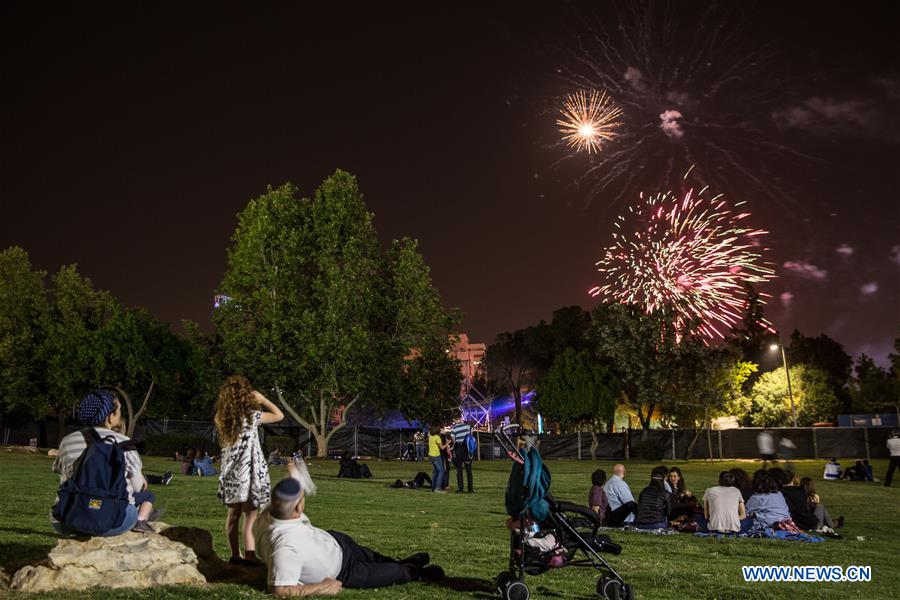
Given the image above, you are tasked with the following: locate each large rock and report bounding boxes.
[10,524,206,592]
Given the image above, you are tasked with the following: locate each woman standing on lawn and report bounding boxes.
[215,375,284,565]
[428,424,449,492]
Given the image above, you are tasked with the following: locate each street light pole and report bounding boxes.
[780,345,798,428]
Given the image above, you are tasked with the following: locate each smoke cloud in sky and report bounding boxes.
[783,260,828,281]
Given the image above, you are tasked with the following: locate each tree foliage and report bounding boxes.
[736,364,840,427]
[400,346,462,426]
[536,348,620,432]
[216,171,456,455]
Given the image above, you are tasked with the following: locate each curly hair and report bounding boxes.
[214,375,256,447]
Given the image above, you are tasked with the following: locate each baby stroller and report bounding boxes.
[400,441,417,461]
[494,424,633,600]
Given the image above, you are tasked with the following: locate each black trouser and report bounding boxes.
[329,530,413,588]
[885,457,900,486]
[453,452,473,492]
[603,501,638,527]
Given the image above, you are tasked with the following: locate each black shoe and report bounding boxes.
[229,556,263,568]
[835,516,844,529]
[455,489,464,494]
[400,552,430,568]
[132,520,153,533]
[415,564,444,582]
[162,471,173,485]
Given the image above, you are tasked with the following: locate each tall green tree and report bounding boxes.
[216,171,455,455]
[536,348,621,435]
[94,307,190,435]
[484,329,534,424]
[0,247,48,419]
[41,264,117,443]
[738,364,839,427]
[850,353,899,419]
[729,284,777,388]
[589,303,690,440]
[787,330,852,410]
[400,346,462,426]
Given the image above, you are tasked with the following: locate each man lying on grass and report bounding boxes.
[253,459,443,596]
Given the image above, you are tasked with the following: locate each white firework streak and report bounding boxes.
[590,184,776,339]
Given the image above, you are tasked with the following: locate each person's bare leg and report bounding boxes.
[138,501,153,521]
[225,504,242,558]
[242,504,259,560]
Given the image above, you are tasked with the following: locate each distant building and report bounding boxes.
[449,333,486,386]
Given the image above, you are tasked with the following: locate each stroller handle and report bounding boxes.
[494,424,541,464]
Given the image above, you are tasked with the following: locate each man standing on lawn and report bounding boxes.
[450,419,474,493]
[885,429,900,487]
[253,461,444,595]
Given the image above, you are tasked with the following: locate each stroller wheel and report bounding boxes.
[622,583,635,600]
[597,577,622,600]
[496,571,515,593]
[504,580,530,600]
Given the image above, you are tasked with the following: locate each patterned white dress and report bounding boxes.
[218,411,271,507]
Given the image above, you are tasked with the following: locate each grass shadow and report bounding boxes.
[431,575,495,594]
[0,526,59,539]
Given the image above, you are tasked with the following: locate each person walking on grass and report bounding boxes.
[215,375,284,566]
[885,430,900,487]
[51,389,159,536]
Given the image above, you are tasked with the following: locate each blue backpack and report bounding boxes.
[465,432,477,456]
[52,428,133,536]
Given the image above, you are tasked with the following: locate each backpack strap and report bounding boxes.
[80,426,101,447]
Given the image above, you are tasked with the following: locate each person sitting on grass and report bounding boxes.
[701,471,750,534]
[253,460,444,595]
[602,464,638,526]
[842,460,868,482]
[667,466,697,520]
[51,389,159,535]
[800,477,844,531]
[745,469,798,531]
[194,448,218,476]
[588,469,609,523]
[337,451,372,479]
[728,468,753,503]
[823,457,841,481]
[775,470,819,531]
[634,466,673,530]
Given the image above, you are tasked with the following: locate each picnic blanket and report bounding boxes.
[695,528,825,542]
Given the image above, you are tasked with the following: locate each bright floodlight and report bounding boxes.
[770,344,779,351]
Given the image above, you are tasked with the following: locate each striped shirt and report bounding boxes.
[451,422,471,444]
[52,427,145,504]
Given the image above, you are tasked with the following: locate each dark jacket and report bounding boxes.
[635,485,672,526]
[780,486,818,530]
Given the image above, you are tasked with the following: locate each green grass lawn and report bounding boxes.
[1,452,897,599]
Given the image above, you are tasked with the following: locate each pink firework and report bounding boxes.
[591,185,776,339]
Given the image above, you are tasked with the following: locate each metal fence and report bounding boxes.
[1,418,893,460]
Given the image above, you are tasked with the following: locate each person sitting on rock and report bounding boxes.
[51,389,158,535]
[254,460,443,595]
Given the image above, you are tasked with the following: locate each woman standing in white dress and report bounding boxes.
[214,375,284,565]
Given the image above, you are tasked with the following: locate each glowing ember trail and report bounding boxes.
[591,184,776,339]
[557,90,623,154]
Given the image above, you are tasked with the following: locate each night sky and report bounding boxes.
[2,2,898,365]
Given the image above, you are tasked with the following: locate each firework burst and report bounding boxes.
[558,1,813,207]
[590,181,776,339]
[557,90,623,154]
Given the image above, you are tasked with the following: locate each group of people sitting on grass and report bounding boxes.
[588,463,844,535]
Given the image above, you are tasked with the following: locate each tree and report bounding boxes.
[217,171,455,456]
[399,346,463,426]
[536,347,621,444]
[740,364,839,427]
[0,247,48,419]
[589,303,690,440]
[41,264,117,443]
[729,284,777,388]
[850,353,899,420]
[787,330,852,410]
[483,329,534,424]
[94,307,190,436]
